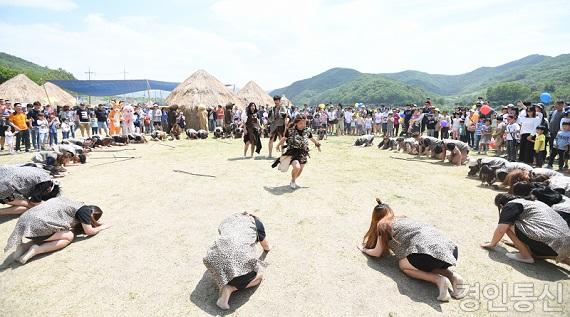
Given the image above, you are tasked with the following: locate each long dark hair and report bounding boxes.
[247,102,258,116]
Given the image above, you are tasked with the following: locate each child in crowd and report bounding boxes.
[439,119,449,139]
[474,119,483,151]
[365,115,373,135]
[531,125,546,167]
[356,115,364,135]
[451,113,461,139]
[505,114,520,162]
[90,113,98,136]
[48,114,59,146]
[548,121,570,170]
[459,119,468,143]
[478,119,492,155]
[386,112,394,137]
[61,118,71,140]
[0,117,7,151]
[37,113,49,151]
[5,126,16,154]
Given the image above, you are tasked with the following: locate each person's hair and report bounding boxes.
[77,205,103,227]
[563,121,570,126]
[496,171,508,182]
[288,114,307,129]
[510,181,533,196]
[363,198,395,253]
[504,170,530,189]
[446,143,455,151]
[30,181,61,203]
[273,95,282,101]
[433,144,443,154]
[78,154,87,164]
[494,193,518,211]
[531,186,563,206]
[411,132,420,138]
[247,102,258,116]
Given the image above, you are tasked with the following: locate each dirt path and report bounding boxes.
[0,137,568,316]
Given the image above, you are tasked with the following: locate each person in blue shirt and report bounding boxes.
[474,119,483,151]
[548,121,570,170]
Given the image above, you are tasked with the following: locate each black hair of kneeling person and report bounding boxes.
[79,154,87,164]
[29,180,61,203]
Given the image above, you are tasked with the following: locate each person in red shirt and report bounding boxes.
[215,105,225,129]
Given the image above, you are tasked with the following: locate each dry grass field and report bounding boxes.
[0,136,568,316]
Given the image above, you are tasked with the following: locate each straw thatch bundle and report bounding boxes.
[237,81,274,108]
[281,95,294,108]
[42,82,76,106]
[0,74,48,104]
[166,70,239,108]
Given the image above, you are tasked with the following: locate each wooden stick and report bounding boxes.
[173,169,216,178]
[93,148,136,153]
[90,157,140,167]
[159,143,176,148]
[89,156,138,160]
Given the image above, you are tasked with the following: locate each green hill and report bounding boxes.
[0,52,76,85]
[272,54,570,106]
[294,74,432,105]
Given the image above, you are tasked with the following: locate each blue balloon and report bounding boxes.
[540,92,552,103]
[399,113,405,118]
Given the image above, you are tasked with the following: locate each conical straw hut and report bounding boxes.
[166,70,239,108]
[281,95,295,108]
[0,74,48,104]
[237,80,274,108]
[42,82,76,106]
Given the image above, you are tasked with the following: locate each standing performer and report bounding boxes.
[358,198,467,302]
[4,196,111,264]
[203,212,271,310]
[243,102,262,157]
[273,115,321,189]
[267,96,289,158]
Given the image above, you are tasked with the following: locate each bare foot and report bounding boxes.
[216,286,233,310]
[12,242,34,262]
[450,273,468,299]
[436,276,451,302]
[18,244,38,264]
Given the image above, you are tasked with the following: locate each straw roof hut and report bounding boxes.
[166,70,239,108]
[281,95,295,108]
[42,82,76,106]
[0,74,48,104]
[237,81,274,108]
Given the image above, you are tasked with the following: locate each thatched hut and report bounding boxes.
[281,95,294,108]
[167,70,239,130]
[166,70,239,108]
[42,82,76,106]
[0,74,48,104]
[237,80,274,108]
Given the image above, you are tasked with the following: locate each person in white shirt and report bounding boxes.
[36,113,49,151]
[517,105,541,164]
[505,115,520,162]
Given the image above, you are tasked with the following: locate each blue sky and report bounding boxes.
[0,0,569,91]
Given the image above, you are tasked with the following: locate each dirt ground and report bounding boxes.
[0,136,568,316]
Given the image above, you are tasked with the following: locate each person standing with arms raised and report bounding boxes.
[267,95,289,158]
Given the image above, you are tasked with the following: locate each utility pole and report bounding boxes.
[122,66,128,80]
[85,67,94,105]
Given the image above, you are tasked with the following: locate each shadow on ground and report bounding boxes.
[485,245,570,281]
[365,255,443,313]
